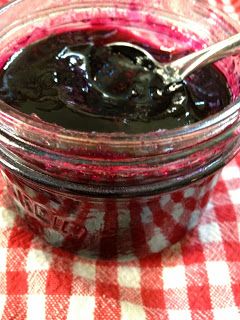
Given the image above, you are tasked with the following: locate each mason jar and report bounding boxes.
[0,0,239,259]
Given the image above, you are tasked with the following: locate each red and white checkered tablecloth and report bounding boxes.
[0,1,240,320]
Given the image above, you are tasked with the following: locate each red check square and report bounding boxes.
[46,270,72,295]
[8,226,33,249]
[141,288,166,309]
[187,285,212,310]
[7,271,28,295]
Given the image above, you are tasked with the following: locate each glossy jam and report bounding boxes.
[0,29,231,134]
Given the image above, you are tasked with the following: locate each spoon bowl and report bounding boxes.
[107,32,240,86]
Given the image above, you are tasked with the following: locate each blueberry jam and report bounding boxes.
[0,29,231,134]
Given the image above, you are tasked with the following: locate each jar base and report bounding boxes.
[1,169,219,259]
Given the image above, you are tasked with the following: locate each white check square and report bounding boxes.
[206,261,231,286]
[67,295,95,320]
[72,261,96,281]
[0,207,16,229]
[228,189,240,205]
[121,301,146,320]
[118,266,141,289]
[148,228,169,253]
[172,203,184,222]
[168,309,192,320]
[184,187,195,198]
[199,222,222,243]
[159,194,171,207]
[0,295,6,320]
[188,209,201,230]
[26,249,52,271]
[27,295,45,320]
[163,265,186,289]
[213,307,240,320]
[0,248,7,272]
[221,165,240,180]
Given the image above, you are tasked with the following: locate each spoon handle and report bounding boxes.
[173,32,240,80]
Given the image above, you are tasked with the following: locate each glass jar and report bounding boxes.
[0,0,240,259]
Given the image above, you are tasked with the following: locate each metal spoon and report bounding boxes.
[106,32,240,86]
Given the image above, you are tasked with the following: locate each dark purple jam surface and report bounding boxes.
[0,29,231,134]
